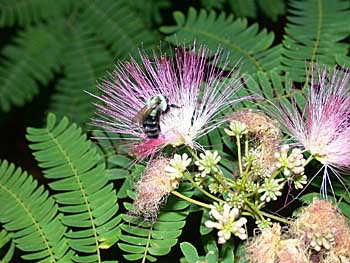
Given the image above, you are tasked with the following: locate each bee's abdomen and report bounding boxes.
[143,115,160,138]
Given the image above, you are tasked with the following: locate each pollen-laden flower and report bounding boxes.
[276,66,350,171]
[227,110,282,176]
[132,154,192,219]
[292,199,350,261]
[91,45,246,159]
[205,203,247,243]
[132,157,173,219]
[247,223,309,263]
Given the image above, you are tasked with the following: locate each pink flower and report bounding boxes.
[91,45,246,159]
[277,66,350,171]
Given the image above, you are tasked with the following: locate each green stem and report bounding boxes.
[171,190,211,209]
[244,198,264,220]
[303,154,314,167]
[182,172,224,203]
[260,211,290,224]
[236,135,243,176]
[244,198,290,224]
[244,133,249,157]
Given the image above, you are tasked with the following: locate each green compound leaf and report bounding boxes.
[282,0,350,81]
[180,242,200,263]
[0,160,74,262]
[118,186,192,261]
[0,229,15,263]
[78,0,161,59]
[160,7,282,74]
[228,0,256,18]
[0,0,71,26]
[26,113,120,263]
[0,23,63,112]
[256,0,286,22]
[49,23,113,127]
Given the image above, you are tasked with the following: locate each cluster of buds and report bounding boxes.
[274,145,306,176]
[225,192,245,209]
[205,203,248,243]
[248,200,350,262]
[274,145,307,189]
[306,226,335,251]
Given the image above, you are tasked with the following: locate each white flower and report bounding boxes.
[195,150,221,177]
[258,178,284,202]
[205,203,248,243]
[165,153,192,187]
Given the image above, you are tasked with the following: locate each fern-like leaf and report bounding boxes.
[0,24,63,112]
[282,0,350,81]
[0,229,15,263]
[127,0,171,27]
[49,24,112,126]
[228,0,256,18]
[119,185,192,262]
[0,160,74,262]
[26,113,121,263]
[256,0,285,22]
[78,0,161,59]
[160,8,282,74]
[0,0,71,26]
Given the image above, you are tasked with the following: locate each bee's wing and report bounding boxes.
[132,105,154,127]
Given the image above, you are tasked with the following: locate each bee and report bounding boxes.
[134,95,178,139]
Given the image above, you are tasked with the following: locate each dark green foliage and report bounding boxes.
[201,0,286,21]
[0,0,71,26]
[119,185,192,262]
[0,160,73,262]
[180,242,200,263]
[49,27,112,125]
[256,0,285,21]
[161,8,282,74]
[26,113,121,262]
[228,0,256,18]
[0,0,161,126]
[114,180,193,262]
[78,0,161,59]
[0,24,63,111]
[282,0,350,81]
[0,230,15,263]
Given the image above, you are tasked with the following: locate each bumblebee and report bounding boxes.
[134,95,178,139]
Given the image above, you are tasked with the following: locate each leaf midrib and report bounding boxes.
[47,128,101,263]
[0,183,56,262]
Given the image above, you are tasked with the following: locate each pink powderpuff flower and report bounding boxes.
[90,44,247,159]
[275,66,350,194]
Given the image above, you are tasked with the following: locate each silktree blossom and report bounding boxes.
[90,44,246,159]
[276,66,350,179]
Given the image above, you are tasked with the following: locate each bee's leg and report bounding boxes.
[163,103,180,114]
